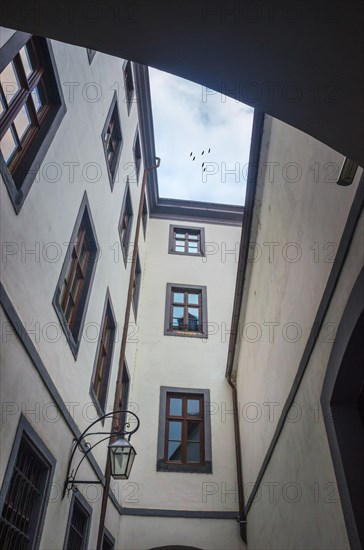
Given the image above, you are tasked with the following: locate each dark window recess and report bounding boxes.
[169,226,205,256]
[119,184,133,264]
[65,498,90,550]
[86,49,96,64]
[53,194,99,357]
[102,534,114,550]
[119,364,130,430]
[165,393,205,466]
[102,93,122,189]
[0,32,66,212]
[0,437,50,549]
[132,254,141,318]
[337,158,358,186]
[91,298,116,413]
[142,195,148,238]
[165,285,208,338]
[133,130,142,181]
[123,61,134,111]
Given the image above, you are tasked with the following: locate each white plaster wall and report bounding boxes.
[118,217,243,548]
[0,36,146,473]
[233,115,363,548]
[246,209,363,550]
[119,515,242,550]
[235,116,361,491]
[0,33,146,547]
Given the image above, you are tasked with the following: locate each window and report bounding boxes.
[142,195,148,238]
[157,387,212,473]
[164,283,208,338]
[53,193,99,357]
[132,254,142,318]
[64,493,91,550]
[168,225,205,256]
[123,60,134,112]
[118,183,133,265]
[0,416,56,549]
[133,129,142,182]
[102,92,122,189]
[102,528,115,550]
[0,32,66,212]
[86,49,96,64]
[91,291,116,415]
[118,363,130,431]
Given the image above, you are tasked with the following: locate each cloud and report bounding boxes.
[149,68,254,205]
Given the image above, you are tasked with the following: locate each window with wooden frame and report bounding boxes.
[53,193,99,358]
[86,48,96,64]
[63,492,91,550]
[133,129,142,182]
[0,32,66,212]
[102,92,122,189]
[123,60,134,112]
[142,194,148,238]
[118,363,130,431]
[157,387,212,473]
[168,225,205,256]
[132,254,142,319]
[164,283,208,338]
[0,416,56,549]
[118,183,133,265]
[91,292,116,415]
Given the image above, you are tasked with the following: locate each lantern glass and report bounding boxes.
[108,438,136,479]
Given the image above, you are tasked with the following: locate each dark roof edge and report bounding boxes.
[225,110,265,379]
[134,63,244,227]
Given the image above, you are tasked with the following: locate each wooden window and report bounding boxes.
[119,363,130,431]
[157,387,212,473]
[164,284,208,338]
[337,157,358,186]
[165,393,204,465]
[64,493,91,550]
[53,193,99,357]
[142,195,148,238]
[0,417,55,549]
[91,293,116,414]
[132,254,141,318]
[102,92,122,189]
[168,225,205,256]
[86,49,96,64]
[0,32,66,212]
[118,183,133,265]
[123,61,134,112]
[133,129,142,181]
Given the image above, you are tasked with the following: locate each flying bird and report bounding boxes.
[208,148,211,153]
[201,150,204,155]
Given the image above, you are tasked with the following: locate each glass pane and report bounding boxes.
[168,441,182,461]
[188,233,199,240]
[0,126,18,163]
[173,306,184,319]
[188,309,199,331]
[187,442,200,462]
[1,61,20,103]
[175,233,185,239]
[188,307,199,320]
[187,400,200,416]
[187,422,200,441]
[188,293,199,305]
[173,292,184,303]
[31,86,42,112]
[169,398,182,416]
[175,245,185,253]
[14,104,31,140]
[20,46,33,78]
[0,96,4,116]
[168,421,182,440]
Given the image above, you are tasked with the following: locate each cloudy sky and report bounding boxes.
[149,68,254,206]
